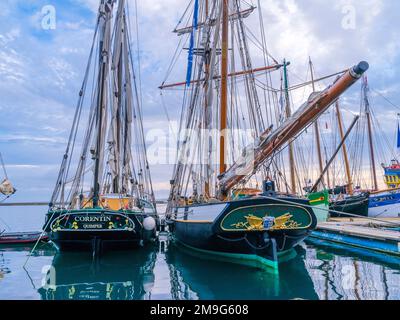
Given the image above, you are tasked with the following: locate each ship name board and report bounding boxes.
[74,216,112,222]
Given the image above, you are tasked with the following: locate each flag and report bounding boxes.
[397,122,400,149]
[186,0,199,87]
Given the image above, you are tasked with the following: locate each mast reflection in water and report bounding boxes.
[39,248,157,300]
[165,242,319,300]
[0,238,399,300]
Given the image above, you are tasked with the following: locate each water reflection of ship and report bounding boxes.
[0,242,55,255]
[304,243,400,300]
[39,246,157,300]
[165,241,319,300]
[0,253,8,281]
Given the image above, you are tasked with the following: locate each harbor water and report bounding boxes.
[0,206,399,300]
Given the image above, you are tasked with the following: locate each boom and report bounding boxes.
[218,61,369,196]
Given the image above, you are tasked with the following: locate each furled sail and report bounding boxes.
[0,179,16,196]
[49,0,156,210]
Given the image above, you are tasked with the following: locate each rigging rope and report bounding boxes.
[0,152,8,180]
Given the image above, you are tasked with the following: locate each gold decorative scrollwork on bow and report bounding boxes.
[231,213,301,231]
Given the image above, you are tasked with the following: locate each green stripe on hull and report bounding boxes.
[174,239,297,274]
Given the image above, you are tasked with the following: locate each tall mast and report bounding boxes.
[309,57,325,187]
[204,0,210,197]
[283,60,296,194]
[219,0,228,175]
[93,0,112,207]
[363,76,378,191]
[335,101,353,195]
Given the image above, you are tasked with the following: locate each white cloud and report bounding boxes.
[48,57,78,89]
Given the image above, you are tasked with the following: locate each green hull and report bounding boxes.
[175,239,298,274]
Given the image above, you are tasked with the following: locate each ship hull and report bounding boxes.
[329,193,370,218]
[168,197,317,270]
[44,209,157,252]
[368,190,400,218]
[0,232,48,245]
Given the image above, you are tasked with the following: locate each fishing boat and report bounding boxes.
[0,232,48,245]
[329,189,370,218]
[369,161,400,218]
[367,110,400,217]
[161,0,368,269]
[44,0,158,253]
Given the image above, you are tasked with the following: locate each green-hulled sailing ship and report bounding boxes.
[161,0,368,270]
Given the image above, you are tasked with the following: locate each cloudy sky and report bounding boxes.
[1,0,400,204]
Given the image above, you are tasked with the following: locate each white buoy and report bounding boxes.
[143,216,156,231]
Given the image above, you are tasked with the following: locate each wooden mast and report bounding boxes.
[220,0,228,175]
[309,57,325,187]
[204,0,210,197]
[363,76,378,191]
[335,101,353,195]
[93,0,111,208]
[283,60,296,194]
[311,115,360,192]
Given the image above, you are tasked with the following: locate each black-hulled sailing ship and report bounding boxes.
[44,0,158,252]
[161,0,368,269]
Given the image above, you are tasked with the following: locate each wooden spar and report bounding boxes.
[218,61,369,195]
[335,101,353,195]
[309,57,325,186]
[283,60,296,194]
[0,152,8,180]
[311,115,360,193]
[324,146,332,189]
[363,76,378,191]
[173,6,254,35]
[159,64,283,89]
[366,110,378,190]
[220,0,228,175]
[93,2,112,208]
[204,0,210,197]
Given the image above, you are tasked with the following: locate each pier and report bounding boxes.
[309,218,400,256]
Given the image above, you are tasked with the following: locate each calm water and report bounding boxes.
[1,206,400,300]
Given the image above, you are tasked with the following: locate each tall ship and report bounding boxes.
[44,0,158,253]
[161,0,368,269]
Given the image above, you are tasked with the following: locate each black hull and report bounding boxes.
[50,230,143,251]
[168,197,317,269]
[329,193,369,218]
[44,209,157,252]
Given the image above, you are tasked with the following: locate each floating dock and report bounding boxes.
[308,218,400,256]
